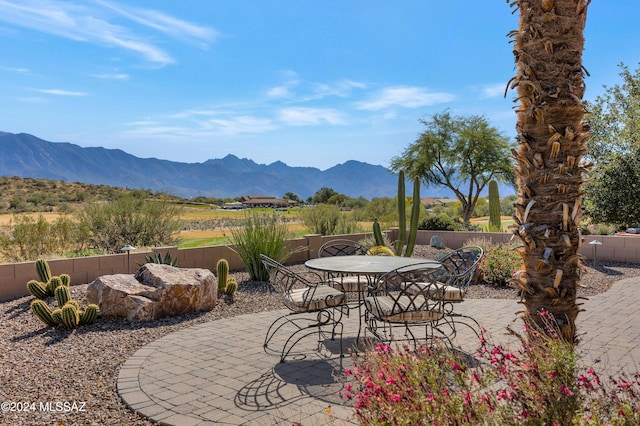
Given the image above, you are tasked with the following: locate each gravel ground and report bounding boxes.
[1,245,639,425]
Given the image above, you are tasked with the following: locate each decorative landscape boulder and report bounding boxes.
[86,264,217,321]
[429,235,446,249]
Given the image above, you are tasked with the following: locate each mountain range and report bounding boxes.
[0,132,401,199]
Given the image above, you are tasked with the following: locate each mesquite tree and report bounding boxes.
[507,0,591,343]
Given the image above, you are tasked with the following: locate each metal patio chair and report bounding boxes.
[260,254,348,363]
[418,246,484,339]
[317,238,371,304]
[363,263,449,347]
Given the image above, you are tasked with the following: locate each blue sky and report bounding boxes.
[1,1,638,171]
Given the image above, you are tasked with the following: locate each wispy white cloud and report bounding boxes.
[480,83,507,99]
[266,86,291,98]
[1,66,30,73]
[311,79,367,99]
[94,0,218,49]
[355,86,454,110]
[92,72,130,80]
[32,88,88,96]
[278,107,346,126]
[205,116,276,135]
[0,0,217,65]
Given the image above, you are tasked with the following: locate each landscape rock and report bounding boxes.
[87,264,217,321]
[430,235,446,249]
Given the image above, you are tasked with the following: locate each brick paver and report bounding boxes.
[118,278,640,425]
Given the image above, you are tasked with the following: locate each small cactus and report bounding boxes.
[79,304,99,325]
[31,299,57,327]
[27,280,49,300]
[372,219,385,247]
[60,303,79,328]
[60,273,71,287]
[52,308,63,324]
[224,278,238,297]
[54,285,71,307]
[216,259,229,293]
[35,259,51,284]
[46,276,63,295]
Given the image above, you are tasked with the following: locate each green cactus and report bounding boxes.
[60,303,79,328]
[31,299,58,327]
[372,219,385,247]
[392,171,421,257]
[394,171,407,256]
[216,259,229,293]
[54,285,71,307]
[60,273,71,287]
[79,304,99,325]
[27,280,49,300]
[46,276,63,295]
[35,258,51,284]
[488,179,502,232]
[224,278,238,297]
[52,308,63,324]
[404,176,421,257]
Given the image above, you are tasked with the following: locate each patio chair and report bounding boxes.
[317,238,370,304]
[260,254,348,363]
[317,238,370,258]
[363,263,448,347]
[406,246,484,339]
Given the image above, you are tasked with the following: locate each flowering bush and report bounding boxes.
[477,242,523,287]
[342,313,640,425]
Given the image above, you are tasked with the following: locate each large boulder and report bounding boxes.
[87,264,217,321]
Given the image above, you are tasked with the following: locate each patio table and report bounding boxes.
[305,256,442,341]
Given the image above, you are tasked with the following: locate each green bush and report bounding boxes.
[478,242,522,287]
[0,214,85,262]
[228,212,295,281]
[418,213,464,231]
[299,203,360,235]
[76,195,182,254]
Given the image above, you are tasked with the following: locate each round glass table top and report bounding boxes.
[305,256,441,275]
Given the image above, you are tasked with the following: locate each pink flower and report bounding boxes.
[560,385,574,396]
[391,393,402,403]
[385,376,396,385]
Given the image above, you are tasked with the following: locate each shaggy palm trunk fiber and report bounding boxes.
[508,0,591,343]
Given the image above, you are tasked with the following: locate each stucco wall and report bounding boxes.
[0,231,631,302]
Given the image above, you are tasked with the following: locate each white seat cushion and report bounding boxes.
[365,295,443,322]
[403,281,466,302]
[328,276,367,292]
[285,285,345,312]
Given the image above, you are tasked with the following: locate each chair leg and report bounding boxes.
[264,307,346,363]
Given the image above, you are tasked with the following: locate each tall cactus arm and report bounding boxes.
[394,171,407,255]
[404,176,421,257]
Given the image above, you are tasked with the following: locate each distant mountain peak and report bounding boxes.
[0,131,400,199]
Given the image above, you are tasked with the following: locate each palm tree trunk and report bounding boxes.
[508,0,591,343]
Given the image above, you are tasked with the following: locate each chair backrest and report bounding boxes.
[260,254,324,312]
[318,239,369,258]
[437,246,483,290]
[366,264,446,319]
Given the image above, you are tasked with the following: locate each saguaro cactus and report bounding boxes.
[488,179,502,232]
[393,171,421,257]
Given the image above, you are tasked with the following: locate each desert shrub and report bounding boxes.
[418,213,464,231]
[299,203,361,235]
[76,195,182,254]
[228,212,295,281]
[478,241,522,287]
[343,313,640,425]
[0,214,84,262]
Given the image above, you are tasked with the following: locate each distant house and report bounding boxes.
[240,195,296,208]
